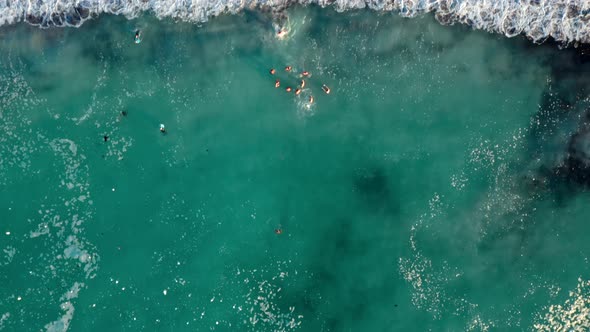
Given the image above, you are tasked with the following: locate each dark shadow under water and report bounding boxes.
[523,39,590,196]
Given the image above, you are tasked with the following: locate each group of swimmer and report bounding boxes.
[270,66,330,105]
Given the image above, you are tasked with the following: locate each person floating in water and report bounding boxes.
[286,87,292,92]
[322,84,331,94]
[309,96,314,104]
[134,30,141,44]
[275,228,282,235]
[276,28,288,39]
[285,66,292,72]
[301,71,309,77]
[270,68,276,75]
[300,80,305,88]
[275,80,280,88]
[159,124,166,134]
[295,88,301,95]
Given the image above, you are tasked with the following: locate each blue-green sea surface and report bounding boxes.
[2,7,590,331]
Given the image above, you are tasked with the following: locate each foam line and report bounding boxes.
[1,0,590,45]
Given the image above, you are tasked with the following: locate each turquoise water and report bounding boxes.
[2,7,590,331]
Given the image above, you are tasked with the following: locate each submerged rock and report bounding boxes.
[51,12,63,26]
[556,111,590,186]
[25,14,42,25]
[65,12,81,26]
[75,6,90,20]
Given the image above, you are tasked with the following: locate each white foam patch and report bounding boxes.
[0,71,42,186]
[104,136,134,161]
[534,278,590,331]
[1,0,590,45]
[398,193,465,319]
[398,121,549,329]
[55,139,78,156]
[0,312,10,330]
[466,314,494,332]
[193,260,306,331]
[63,235,98,279]
[1,246,16,266]
[450,170,468,191]
[49,138,87,192]
[44,282,84,332]
[30,221,51,238]
[1,58,99,332]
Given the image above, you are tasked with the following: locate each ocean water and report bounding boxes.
[3,5,590,332]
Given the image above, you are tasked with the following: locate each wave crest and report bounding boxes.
[2,0,590,45]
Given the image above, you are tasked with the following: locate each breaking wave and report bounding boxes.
[1,0,590,45]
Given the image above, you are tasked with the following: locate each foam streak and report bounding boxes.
[1,0,590,44]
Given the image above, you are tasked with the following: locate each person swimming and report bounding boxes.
[295,88,301,95]
[103,135,109,142]
[322,84,331,94]
[301,71,309,77]
[134,30,141,44]
[159,124,166,134]
[300,80,305,88]
[276,28,288,39]
[275,80,280,88]
[285,66,292,72]
[309,96,314,104]
[275,228,283,235]
[270,68,276,75]
[286,87,292,92]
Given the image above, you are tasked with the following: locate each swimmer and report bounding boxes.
[300,80,305,88]
[285,66,292,72]
[159,124,166,134]
[276,28,288,39]
[134,30,141,44]
[301,71,309,77]
[270,68,276,75]
[295,88,301,95]
[322,84,331,94]
[103,135,109,142]
[275,229,283,235]
[121,110,127,117]
[275,80,280,88]
[309,96,314,104]
[286,87,292,92]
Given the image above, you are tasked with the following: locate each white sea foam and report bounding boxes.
[534,278,590,331]
[44,282,84,332]
[0,312,10,330]
[1,0,590,45]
